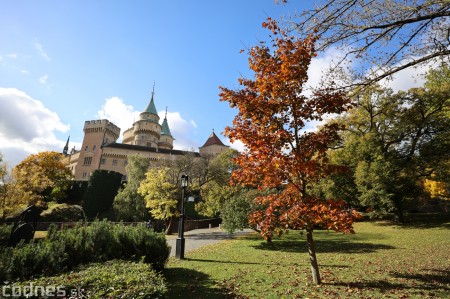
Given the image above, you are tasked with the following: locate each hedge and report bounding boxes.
[0,220,170,281]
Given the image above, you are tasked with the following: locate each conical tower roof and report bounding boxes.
[201,130,225,147]
[161,110,172,137]
[144,92,158,115]
[63,135,70,155]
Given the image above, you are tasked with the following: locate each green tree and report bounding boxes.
[138,167,179,234]
[328,65,450,221]
[83,170,123,218]
[114,155,151,221]
[195,149,238,217]
[220,188,271,234]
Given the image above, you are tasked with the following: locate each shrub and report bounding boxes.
[83,170,123,218]
[0,220,170,281]
[0,224,12,247]
[39,203,85,222]
[12,260,167,298]
[63,180,88,204]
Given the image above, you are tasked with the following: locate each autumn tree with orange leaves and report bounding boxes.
[220,18,360,285]
[12,151,73,204]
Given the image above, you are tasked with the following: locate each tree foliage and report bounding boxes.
[220,18,359,285]
[195,149,238,217]
[11,151,73,204]
[83,170,123,218]
[138,167,179,233]
[283,0,450,90]
[423,178,450,200]
[326,64,450,220]
[0,153,16,219]
[114,155,151,221]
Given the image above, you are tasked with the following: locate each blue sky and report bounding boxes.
[0,0,310,167]
[0,0,429,168]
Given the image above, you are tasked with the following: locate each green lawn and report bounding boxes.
[165,215,450,298]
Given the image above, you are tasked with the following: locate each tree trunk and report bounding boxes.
[393,197,405,223]
[165,216,175,235]
[306,228,321,285]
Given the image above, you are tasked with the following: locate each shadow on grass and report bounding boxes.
[392,269,450,288]
[252,237,395,254]
[327,269,450,293]
[164,267,231,299]
[185,257,350,269]
[374,213,450,229]
[185,257,272,266]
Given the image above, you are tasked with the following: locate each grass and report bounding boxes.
[165,214,450,298]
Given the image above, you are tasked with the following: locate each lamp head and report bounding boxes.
[181,174,188,188]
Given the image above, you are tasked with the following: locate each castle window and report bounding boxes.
[93,145,97,151]
[100,158,106,165]
[85,145,88,151]
[82,172,87,178]
[112,159,118,166]
[83,156,92,165]
[124,160,128,166]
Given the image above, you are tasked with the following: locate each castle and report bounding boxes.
[65,91,229,181]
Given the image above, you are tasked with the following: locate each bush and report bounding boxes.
[0,220,170,281]
[0,224,12,247]
[11,260,167,298]
[63,180,88,204]
[39,204,85,222]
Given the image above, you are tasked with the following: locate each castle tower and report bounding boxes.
[73,119,120,180]
[158,108,174,150]
[122,86,162,147]
[199,130,229,156]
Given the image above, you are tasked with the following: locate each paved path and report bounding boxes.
[166,227,253,257]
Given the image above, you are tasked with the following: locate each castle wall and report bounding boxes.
[199,144,229,156]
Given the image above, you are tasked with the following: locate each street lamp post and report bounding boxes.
[175,174,188,259]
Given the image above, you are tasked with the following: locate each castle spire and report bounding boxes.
[161,107,172,137]
[63,135,70,155]
[143,82,158,115]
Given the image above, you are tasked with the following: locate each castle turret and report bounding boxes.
[199,130,229,156]
[158,108,174,150]
[122,85,162,147]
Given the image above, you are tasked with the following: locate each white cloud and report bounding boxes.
[96,97,140,136]
[190,120,198,128]
[0,88,70,168]
[34,41,51,61]
[306,47,353,95]
[21,70,29,75]
[224,138,245,152]
[307,47,433,93]
[6,53,17,59]
[378,60,436,92]
[39,74,48,84]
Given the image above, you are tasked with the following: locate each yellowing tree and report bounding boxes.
[12,151,73,203]
[138,167,179,233]
[423,179,450,199]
